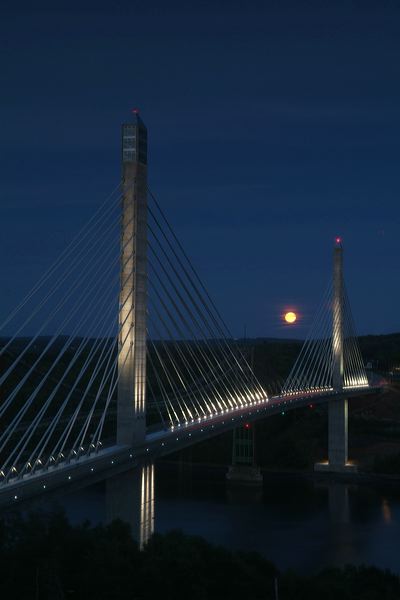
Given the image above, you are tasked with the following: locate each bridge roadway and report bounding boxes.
[0,385,380,510]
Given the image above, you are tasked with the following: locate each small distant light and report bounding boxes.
[91,468,94,472]
[244,423,251,430]
[43,485,46,489]
[68,476,71,480]
[14,495,18,500]
[132,107,139,114]
[335,236,342,244]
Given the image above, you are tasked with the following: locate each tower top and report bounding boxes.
[121,112,147,164]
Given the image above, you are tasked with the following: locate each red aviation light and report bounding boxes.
[335,236,342,245]
[244,423,251,430]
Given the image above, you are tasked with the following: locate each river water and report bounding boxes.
[41,463,400,575]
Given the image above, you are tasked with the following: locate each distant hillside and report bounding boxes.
[239,333,400,386]
[358,333,400,370]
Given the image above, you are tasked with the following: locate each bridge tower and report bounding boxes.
[316,239,356,473]
[117,112,148,447]
[329,239,348,467]
[107,113,154,549]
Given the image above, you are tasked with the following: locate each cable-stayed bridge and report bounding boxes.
[0,113,380,546]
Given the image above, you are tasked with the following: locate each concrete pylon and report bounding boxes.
[117,113,148,448]
[226,423,263,486]
[329,241,348,467]
[315,240,356,473]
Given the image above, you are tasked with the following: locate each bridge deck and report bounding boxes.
[0,386,380,510]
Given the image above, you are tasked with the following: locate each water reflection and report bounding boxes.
[382,498,392,524]
[34,464,400,574]
[140,463,155,547]
[106,462,154,549]
[326,483,358,567]
[328,482,350,523]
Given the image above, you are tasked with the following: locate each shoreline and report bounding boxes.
[158,458,400,487]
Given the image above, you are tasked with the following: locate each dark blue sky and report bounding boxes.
[1,1,399,338]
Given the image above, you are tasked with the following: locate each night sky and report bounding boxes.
[1,1,399,338]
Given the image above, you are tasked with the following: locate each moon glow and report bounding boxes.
[284,311,297,324]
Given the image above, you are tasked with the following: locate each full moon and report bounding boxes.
[284,311,297,324]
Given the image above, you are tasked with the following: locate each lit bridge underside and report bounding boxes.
[0,384,379,510]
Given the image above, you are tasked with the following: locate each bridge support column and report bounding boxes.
[117,114,148,448]
[328,397,348,467]
[226,423,263,486]
[106,462,154,549]
[315,241,356,474]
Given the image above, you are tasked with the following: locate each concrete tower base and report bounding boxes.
[315,397,357,473]
[226,424,263,487]
[226,465,263,486]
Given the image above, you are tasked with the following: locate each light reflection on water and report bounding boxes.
[40,464,400,575]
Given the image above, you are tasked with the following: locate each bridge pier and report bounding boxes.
[106,462,154,549]
[226,423,263,486]
[315,240,356,474]
[328,397,348,466]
